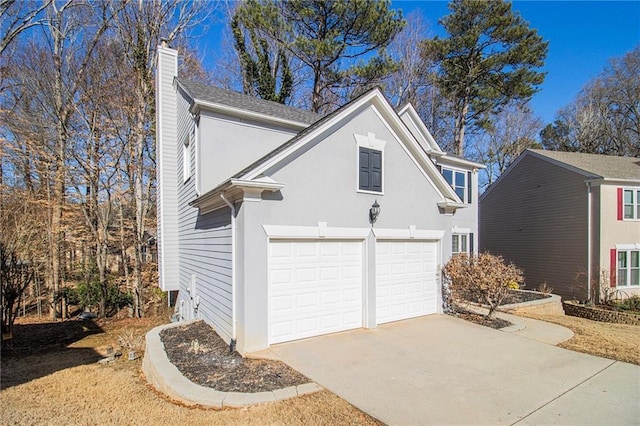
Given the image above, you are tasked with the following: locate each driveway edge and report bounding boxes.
[142,321,322,408]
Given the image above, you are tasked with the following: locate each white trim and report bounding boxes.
[452,226,471,234]
[373,227,444,240]
[397,103,443,153]
[354,132,387,151]
[263,224,370,239]
[615,243,640,250]
[621,187,640,221]
[190,97,309,130]
[194,114,201,196]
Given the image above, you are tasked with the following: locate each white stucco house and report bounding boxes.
[156,44,484,354]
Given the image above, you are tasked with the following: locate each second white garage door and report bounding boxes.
[376,240,438,324]
[268,240,363,344]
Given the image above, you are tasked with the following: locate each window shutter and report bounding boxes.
[359,148,370,190]
[436,164,442,173]
[467,171,472,203]
[610,249,617,287]
[469,233,474,253]
[617,188,623,220]
[372,150,382,192]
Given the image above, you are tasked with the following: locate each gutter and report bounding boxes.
[220,193,237,351]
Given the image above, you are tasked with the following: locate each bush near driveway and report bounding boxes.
[443,253,524,318]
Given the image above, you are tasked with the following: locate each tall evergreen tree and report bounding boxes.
[231,0,293,104]
[231,0,404,112]
[423,0,548,156]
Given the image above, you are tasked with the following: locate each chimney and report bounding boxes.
[155,43,179,292]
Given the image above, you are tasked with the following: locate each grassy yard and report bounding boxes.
[514,312,640,365]
[0,316,381,426]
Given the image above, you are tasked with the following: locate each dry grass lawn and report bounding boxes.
[1,317,381,426]
[515,312,640,365]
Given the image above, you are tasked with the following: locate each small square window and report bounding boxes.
[441,167,470,203]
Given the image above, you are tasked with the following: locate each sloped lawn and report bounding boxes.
[1,316,381,425]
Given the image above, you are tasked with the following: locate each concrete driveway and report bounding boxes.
[263,315,640,425]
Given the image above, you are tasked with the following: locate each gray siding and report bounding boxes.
[480,154,589,300]
[176,92,233,342]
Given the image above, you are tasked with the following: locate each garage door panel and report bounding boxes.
[376,241,438,325]
[269,240,363,344]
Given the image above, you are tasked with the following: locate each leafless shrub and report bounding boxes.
[117,328,144,352]
[537,282,553,295]
[443,253,524,318]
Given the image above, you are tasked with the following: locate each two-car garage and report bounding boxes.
[268,237,440,345]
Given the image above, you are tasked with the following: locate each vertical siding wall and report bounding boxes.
[480,155,589,300]
[176,92,234,343]
[156,46,179,291]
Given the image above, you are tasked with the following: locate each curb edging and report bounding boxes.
[142,322,322,408]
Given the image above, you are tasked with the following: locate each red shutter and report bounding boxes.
[617,188,623,220]
[610,249,617,287]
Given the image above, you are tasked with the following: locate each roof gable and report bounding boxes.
[481,149,640,201]
[397,104,443,154]
[192,88,465,212]
[528,149,640,181]
[237,88,462,202]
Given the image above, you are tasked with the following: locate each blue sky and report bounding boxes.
[201,1,639,125]
[394,1,640,124]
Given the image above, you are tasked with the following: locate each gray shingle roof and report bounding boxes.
[176,78,321,125]
[529,149,640,180]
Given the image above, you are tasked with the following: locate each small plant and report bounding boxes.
[117,328,144,352]
[537,282,553,295]
[443,253,524,318]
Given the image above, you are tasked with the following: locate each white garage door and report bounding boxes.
[269,240,363,344]
[376,240,438,324]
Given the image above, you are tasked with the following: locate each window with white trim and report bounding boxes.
[182,129,193,182]
[617,249,640,287]
[441,167,471,203]
[359,147,382,193]
[623,189,640,220]
[452,234,468,255]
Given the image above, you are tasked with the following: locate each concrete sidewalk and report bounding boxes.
[260,315,640,425]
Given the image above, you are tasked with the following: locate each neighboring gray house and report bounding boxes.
[480,149,640,301]
[156,44,483,354]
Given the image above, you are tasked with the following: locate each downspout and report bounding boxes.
[586,181,592,302]
[220,193,237,352]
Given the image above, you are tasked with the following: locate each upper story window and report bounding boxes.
[622,188,640,220]
[359,147,382,193]
[354,133,386,194]
[440,166,472,203]
[183,129,194,183]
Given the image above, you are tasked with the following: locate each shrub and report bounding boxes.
[615,296,640,313]
[443,253,524,318]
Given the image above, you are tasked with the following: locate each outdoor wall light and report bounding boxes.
[369,200,380,224]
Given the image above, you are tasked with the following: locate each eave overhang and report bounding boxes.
[190,177,285,214]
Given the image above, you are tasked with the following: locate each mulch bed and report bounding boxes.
[159,321,310,393]
[448,307,512,329]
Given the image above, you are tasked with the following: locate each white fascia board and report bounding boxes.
[373,227,445,240]
[397,103,443,153]
[585,178,640,187]
[438,154,486,170]
[190,178,284,214]
[263,224,370,239]
[615,243,640,250]
[191,98,309,131]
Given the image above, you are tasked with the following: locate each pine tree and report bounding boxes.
[423,0,548,156]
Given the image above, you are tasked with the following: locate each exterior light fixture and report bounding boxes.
[369,200,380,224]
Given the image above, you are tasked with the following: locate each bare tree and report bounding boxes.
[0,0,52,54]
[472,103,542,189]
[110,0,210,317]
[542,46,640,156]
